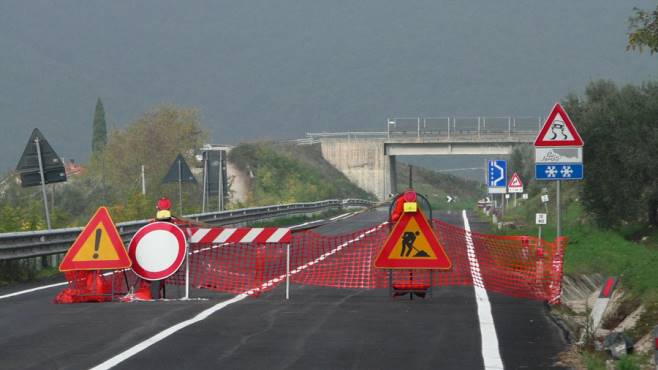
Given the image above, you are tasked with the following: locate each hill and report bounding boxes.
[227,142,483,210]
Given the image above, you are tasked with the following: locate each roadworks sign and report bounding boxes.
[374,209,451,270]
[59,207,132,271]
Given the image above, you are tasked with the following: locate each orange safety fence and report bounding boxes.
[56,219,567,304]
[167,219,567,303]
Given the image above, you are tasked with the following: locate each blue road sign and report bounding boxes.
[535,163,583,180]
[487,160,507,189]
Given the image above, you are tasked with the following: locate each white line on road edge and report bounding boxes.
[462,210,504,370]
[0,270,121,300]
[0,281,69,300]
[91,221,387,370]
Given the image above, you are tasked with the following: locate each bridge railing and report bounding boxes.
[0,199,376,261]
[306,116,541,141]
[388,116,541,139]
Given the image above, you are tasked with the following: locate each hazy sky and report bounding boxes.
[1,1,657,174]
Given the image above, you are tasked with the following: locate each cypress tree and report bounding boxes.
[92,98,107,155]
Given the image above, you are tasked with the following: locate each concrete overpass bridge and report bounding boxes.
[307,116,541,200]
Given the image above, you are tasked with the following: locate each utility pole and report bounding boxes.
[141,165,146,195]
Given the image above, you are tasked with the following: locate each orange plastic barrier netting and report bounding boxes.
[55,270,127,303]
[163,220,567,303]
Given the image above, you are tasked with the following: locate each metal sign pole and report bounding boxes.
[218,151,224,212]
[34,137,52,230]
[556,180,561,242]
[202,152,207,213]
[184,241,190,300]
[178,159,183,215]
[286,243,290,300]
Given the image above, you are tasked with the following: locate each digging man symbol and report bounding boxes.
[401,230,431,257]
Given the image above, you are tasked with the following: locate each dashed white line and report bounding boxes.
[462,210,504,370]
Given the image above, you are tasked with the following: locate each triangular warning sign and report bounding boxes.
[162,153,197,184]
[59,207,132,271]
[535,103,584,147]
[374,209,451,270]
[508,173,523,188]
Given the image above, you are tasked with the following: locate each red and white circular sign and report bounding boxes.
[128,222,187,281]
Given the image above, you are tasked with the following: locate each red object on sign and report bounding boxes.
[534,103,584,147]
[374,209,451,270]
[508,173,523,189]
[59,207,131,271]
[128,222,187,281]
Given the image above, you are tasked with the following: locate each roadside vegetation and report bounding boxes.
[493,78,658,368]
[395,161,483,213]
[229,142,374,206]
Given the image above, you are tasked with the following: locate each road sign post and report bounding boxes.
[128,222,187,281]
[35,137,52,230]
[163,154,196,216]
[59,207,132,271]
[508,173,524,209]
[535,104,584,244]
[487,160,507,194]
[184,240,190,300]
[16,129,68,231]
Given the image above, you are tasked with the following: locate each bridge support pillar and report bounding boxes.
[388,155,397,197]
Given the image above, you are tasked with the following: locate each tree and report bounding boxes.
[566,80,658,229]
[100,105,207,201]
[628,5,658,54]
[92,98,108,156]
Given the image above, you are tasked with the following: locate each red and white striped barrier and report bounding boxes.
[184,227,292,244]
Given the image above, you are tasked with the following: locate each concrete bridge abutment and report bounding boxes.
[316,133,535,200]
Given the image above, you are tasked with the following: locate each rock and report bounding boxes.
[632,331,652,355]
[602,332,633,359]
[614,305,644,332]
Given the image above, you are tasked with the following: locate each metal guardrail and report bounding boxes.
[0,199,375,260]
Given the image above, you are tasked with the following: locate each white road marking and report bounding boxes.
[91,220,386,369]
[0,281,69,300]
[89,293,248,370]
[0,270,120,300]
[462,210,504,370]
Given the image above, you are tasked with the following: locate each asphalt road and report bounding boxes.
[0,208,568,370]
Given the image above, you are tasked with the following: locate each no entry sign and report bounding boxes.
[128,222,187,281]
